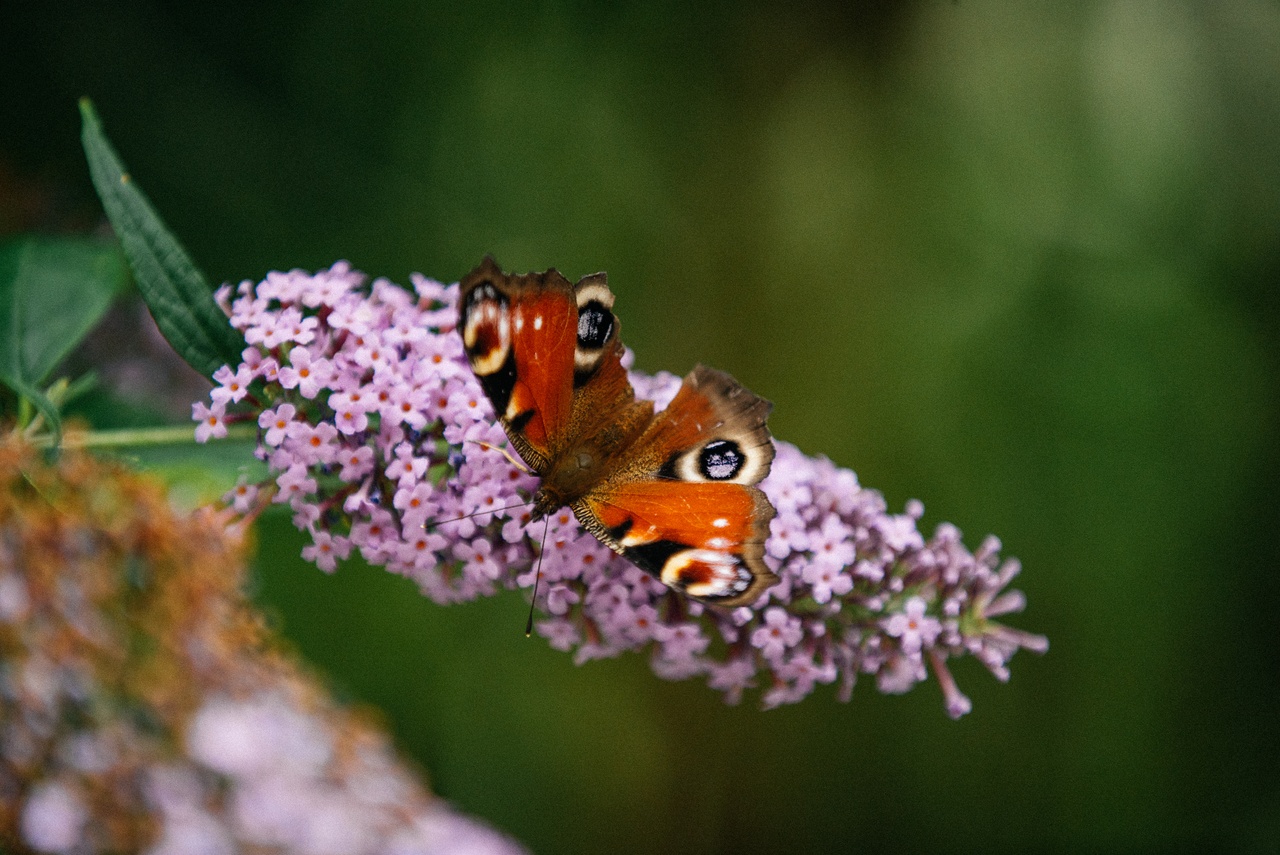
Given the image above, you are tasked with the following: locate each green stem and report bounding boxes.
[30,423,258,449]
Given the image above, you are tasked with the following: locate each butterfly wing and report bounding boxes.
[574,365,779,606]
[459,257,644,475]
[460,259,779,605]
[459,258,577,470]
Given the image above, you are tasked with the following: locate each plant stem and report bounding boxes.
[30,423,257,449]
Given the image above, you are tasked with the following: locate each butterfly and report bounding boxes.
[458,257,779,606]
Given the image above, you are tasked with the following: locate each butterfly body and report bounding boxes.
[459,257,778,606]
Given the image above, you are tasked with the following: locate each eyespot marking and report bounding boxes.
[461,283,510,377]
[572,274,619,382]
[699,439,743,481]
[659,548,751,599]
[576,301,614,350]
[574,277,614,311]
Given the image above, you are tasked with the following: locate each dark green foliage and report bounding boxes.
[80,99,245,379]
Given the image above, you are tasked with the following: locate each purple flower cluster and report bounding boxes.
[13,691,528,855]
[198,263,1047,717]
[169,691,528,854]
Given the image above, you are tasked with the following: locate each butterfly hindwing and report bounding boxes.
[575,366,778,606]
[576,479,777,605]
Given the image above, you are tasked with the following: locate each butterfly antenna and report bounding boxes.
[525,515,550,637]
[422,499,533,529]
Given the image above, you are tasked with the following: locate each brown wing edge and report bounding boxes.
[712,483,780,607]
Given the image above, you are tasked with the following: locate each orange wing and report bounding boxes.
[576,479,776,605]
[573,366,778,606]
[459,258,579,468]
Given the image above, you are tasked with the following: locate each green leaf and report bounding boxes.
[79,98,246,378]
[0,235,128,389]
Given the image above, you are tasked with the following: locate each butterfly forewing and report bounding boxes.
[459,259,577,467]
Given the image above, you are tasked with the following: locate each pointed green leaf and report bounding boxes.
[0,235,128,389]
[79,98,245,378]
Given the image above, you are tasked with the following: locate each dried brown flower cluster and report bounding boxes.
[0,440,524,854]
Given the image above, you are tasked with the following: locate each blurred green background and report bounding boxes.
[4,2,1279,852]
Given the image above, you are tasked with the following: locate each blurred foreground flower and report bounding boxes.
[197,264,1047,717]
[0,441,527,855]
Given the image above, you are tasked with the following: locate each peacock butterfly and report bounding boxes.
[458,257,779,606]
